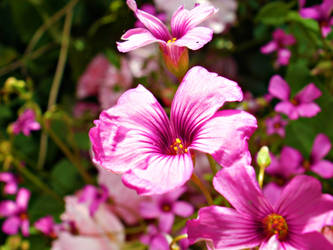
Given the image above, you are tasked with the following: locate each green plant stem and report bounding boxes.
[43,119,93,184]
[206,154,218,175]
[191,173,213,205]
[12,159,62,203]
[169,234,188,250]
[258,165,265,189]
[37,8,73,170]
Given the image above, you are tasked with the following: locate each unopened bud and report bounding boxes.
[257,146,271,169]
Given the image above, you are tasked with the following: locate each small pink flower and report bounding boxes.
[12,109,40,136]
[261,29,296,66]
[34,216,58,238]
[117,0,217,77]
[140,225,169,250]
[0,172,18,195]
[140,186,193,232]
[0,188,30,236]
[90,66,257,195]
[299,0,333,37]
[187,165,333,249]
[268,75,322,120]
[265,114,288,137]
[78,185,108,216]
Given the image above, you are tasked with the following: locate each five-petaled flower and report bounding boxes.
[268,75,322,120]
[117,0,217,77]
[187,165,333,249]
[89,66,257,195]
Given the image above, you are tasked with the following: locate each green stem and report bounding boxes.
[258,166,265,189]
[169,234,188,250]
[38,8,73,170]
[12,159,62,203]
[191,173,213,205]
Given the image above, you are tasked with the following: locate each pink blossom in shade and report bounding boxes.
[12,109,40,136]
[304,133,333,178]
[154,0,238,34]
[53,195,124,250]
[265,114,288,137]
[97,167,145,225]
[140,186,193,233]
[187,165,333,249]
[268,75,322,120]
[34,216,58,238]
[0,188,30,236]
[73,102,99,118]
[135,4,166,28]
[140,224,169,250]
[299,0,333,37]
[89,66,257,195]
[0,172,18,195]
[78,185,108,217]
[76,55,110,99]
[261,29,296,66]
[265,146,304,179]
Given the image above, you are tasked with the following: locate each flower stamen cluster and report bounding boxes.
[262,213,288,240]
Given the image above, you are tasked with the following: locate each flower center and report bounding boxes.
[167,37,177,44]
[161,203,172,212]
[19,212,28,220]
[273,122,281,129]
[262,213,288,240]
[290,98,298,106]
[170,138,188,155]
[302,160,311,171]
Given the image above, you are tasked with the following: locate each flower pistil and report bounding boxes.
[263,213,288,240]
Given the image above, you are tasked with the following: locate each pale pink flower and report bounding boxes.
[269,75,322,120]
[90,66,257,195]
[187,165,333,249]
[261,29,296,66]
[0,172,18,195]
[0,188,30,236]
[73,102,99,118]
[12,109,40,136]
[78,185,108,216]
[265,114,288,137]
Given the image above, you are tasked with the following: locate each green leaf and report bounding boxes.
[255,1,292,25]
[74,131,90,150]
[28,194,64,222]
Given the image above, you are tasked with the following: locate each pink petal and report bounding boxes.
[2,216,20,235]
[268,75,290,101]
[275,175,323,227]
[0,200,18,216]
[296,103,321,118]
[126,0,171,41]
[140,200,161,218]
[174,26,213,50]
[311,160,333,179]
[171,66,243,146]
[16,188,30,210]
[21,219,30,236]
[187,206,263,249]
[192,110,257,167]
[171,4,217,38]
[150,234,169,250]
[89,84,171,173]
[260,235,282,250]
[173,201,194,217]
[122,153,193,195]
[277,48,291,66]
[294,83,322,103]
[311,134,331,162]
[159,213,174,232]
[300,7,321,19]
[263,182,283,207]
[117,28,162,52]
[279,146,304,177]
[302,231,333,249]
[213,165,273,217]
[275,101,298,120]
[260,41,278,54]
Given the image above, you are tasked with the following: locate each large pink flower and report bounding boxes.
[187,165,333,249]
[89,66,257,195]
[117,0,217,77]
[268,75,322,120]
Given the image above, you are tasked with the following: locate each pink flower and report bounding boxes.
[0,172,18,195]
[117,0,217,77]
[97,167,145,225]
[299,0,333,37]
[12,109,40,136]
[78,185,108,216]
[268,75,322,120]
[265,146,303,179]
[135,4,166,28]
[52,195,124,250]
[261,29,296,66]
[89,66,257,195]
[140,187,193,232]
[140,225,169,250]
[263,182,284,206]
[187,165,333,249]
[34,216,58,238]
[0,188,30,236]
[73,102,99,118]
[265,114,288,137]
